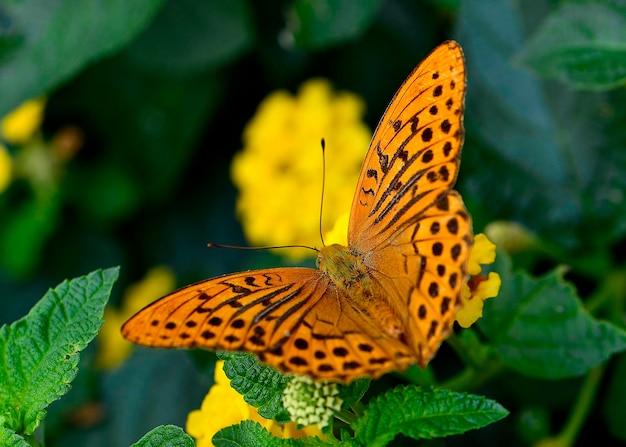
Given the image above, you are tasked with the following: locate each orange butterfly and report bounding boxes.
[122,41,472,383]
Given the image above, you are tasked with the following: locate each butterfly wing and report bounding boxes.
[122,267,413,381]
[347,41,471,366]
[348,41,467,248]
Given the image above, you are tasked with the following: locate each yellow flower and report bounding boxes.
[231,79,371,260]
[1,98,46,145]
[456,234,501,328]
[96,266,175,369]
[0,144,12,192]
[186,361,322,447]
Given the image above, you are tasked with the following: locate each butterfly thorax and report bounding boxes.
[317,244,405,340]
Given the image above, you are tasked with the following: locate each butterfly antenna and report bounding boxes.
[319,138,327,247]
[207,242,319,253]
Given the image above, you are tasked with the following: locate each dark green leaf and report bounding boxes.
[213,420,328,447]
[457,0,626,253]
[131,425,194,447]
[213,421,289,447]
[352,386,508,446]
[480,252,626,378]
[0,0,165,116]
[517,2,626,90]
[0,268,119,434]
[287,0,384,49]
[126,0,254,75]
[339,379,370,407]
[219,352,291,423]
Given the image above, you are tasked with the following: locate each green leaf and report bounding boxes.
[603,353,626,442]
[457,0,626,253]
[517,1,626,90]
[0,267,119,435]
[339,378,370,407]
[131,425,194,447]
[352,386,508,446]
[126,0,254,75]
[0,426,30,447]
[0,0,165,116]
[213,420,295,447]
[480,252,626,379]
[219,352,291,423]
[213,420,327,447]
[286,0,384,49]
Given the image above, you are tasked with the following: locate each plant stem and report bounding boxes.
[536,365,604,447]
[334,408,357,425]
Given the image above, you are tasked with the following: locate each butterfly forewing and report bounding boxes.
[122,268,323,352]
[349,41,466,249]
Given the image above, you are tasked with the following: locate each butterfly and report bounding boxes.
[122,41,472,383]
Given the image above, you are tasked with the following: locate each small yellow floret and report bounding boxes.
[1,98,46,145]
[455,233,501,328]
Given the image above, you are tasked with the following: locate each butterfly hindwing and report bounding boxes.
[263,284,415,380]
[369,191,472,366]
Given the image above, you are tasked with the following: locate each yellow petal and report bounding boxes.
[1,98,45,145]
[0,144,12,192]
[456,272,501,328]
[468,233,497,275]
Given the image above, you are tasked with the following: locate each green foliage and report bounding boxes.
[131,425,194,447]
[0,268,118,444]
[480,252,626,379]
[214,358,508,447]
[2,0,626,446]
[286,0,385,49]
[458,0,626,254]
[214,421,303,447]
[351,386,507,446]
[219,352,292,423]
[518,1,626,90]
[0,0,165,116]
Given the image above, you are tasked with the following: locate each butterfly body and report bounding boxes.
[317,243,405,340]
[122,41,472,383]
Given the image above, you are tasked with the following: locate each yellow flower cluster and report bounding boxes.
[96,266,175,369]
[455,234,501,328]
[231,79,371,259]
[186,361,322,447]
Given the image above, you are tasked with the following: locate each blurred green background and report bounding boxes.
[2,0,626,445]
